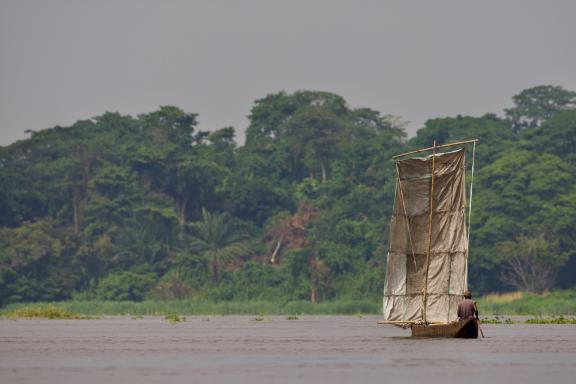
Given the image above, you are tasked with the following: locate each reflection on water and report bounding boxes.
[1,316,575,383]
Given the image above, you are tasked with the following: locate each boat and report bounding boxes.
[378,139,480,338]
[411,317,479,338]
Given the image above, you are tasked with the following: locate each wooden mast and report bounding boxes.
[422,140,437,323]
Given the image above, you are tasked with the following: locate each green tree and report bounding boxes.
[497,234,566,293]
[409,114,516,165]
[139,106,197,148]
[188,209,250,283]
[523,109,576,164]
[505,85,576,131]
[470,149,574,291]
[245,91,348,147]
[284,247,332,303]
[95,268,157,301]
[0,219,78,305]
[284,107,347,182]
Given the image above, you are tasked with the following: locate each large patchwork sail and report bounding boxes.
[383,148,468,324]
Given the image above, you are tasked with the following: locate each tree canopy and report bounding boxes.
[1,85,575,306]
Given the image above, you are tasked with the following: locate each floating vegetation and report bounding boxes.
[286,316,299,320]
[164,313,185,323]
[480,316,515,324]
[480,315,576,324]
[2,304,94,320]
[524,316,576,324]
[131,315,144,320]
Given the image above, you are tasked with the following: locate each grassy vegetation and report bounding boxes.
[2,290,575,319]
[478,290,576,316]
[0,299,380,317]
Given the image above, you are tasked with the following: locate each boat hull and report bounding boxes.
[411,318,478,338]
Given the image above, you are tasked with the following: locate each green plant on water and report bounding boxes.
[2,305,93,320]
[480,316,576,324]
[131,315,144,320]
[479,317,499,324]
[525,316,576,324]
[164,313,185,323]
[254,316,264,321]
[286,315,299,320]
[480,317,516,324]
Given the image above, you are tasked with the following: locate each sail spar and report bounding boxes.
[383,148,468,324]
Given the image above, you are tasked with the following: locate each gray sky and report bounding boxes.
[1,0,575,146]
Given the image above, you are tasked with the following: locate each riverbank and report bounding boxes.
[1,290,575,318]
[477,290,576,315]
[0,299,379,317]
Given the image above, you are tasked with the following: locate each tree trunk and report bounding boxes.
[270,236,284,264]
[178,199,188,225]
[72,184,84,234]
[212,251,220,283]
[320,161,327,183]
[310,285,317,304]
[72,146,91,235]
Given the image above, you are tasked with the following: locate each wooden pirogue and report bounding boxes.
[378,139,480,338]
[377,318,480,338]
[410,318,479,338]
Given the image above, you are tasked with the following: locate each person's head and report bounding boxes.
[464,290,472,299]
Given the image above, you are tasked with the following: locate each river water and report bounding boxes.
[1,316,575,383]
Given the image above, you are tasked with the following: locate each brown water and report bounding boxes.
[1,316,575,383]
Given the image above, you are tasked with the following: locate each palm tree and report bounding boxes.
[188,208,250,283]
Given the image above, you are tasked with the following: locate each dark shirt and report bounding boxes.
[457,299,478,320]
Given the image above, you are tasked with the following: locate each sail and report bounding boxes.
[383,148,468,323]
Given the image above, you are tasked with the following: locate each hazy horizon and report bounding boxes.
[2,0,576,146]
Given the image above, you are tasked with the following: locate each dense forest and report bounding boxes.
[1,85,575,306]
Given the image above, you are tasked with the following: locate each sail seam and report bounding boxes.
[383,164,400,318]
[467,142,477,251]
[394,162,417,321]
[395,162,418,272]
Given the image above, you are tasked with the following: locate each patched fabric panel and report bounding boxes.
[383,149,468,323]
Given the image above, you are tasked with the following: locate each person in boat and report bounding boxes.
[457,290,479,321]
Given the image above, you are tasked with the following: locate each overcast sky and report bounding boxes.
[1,0,575,146]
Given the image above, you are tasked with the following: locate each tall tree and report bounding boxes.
[497,234,566,293]
[505,85,576,131]
[245,91,348,147]
[188,209,250,283]
[284,107,347,182]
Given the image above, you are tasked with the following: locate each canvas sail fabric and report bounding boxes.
[383,149,467,323]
